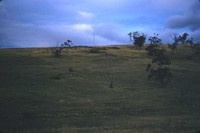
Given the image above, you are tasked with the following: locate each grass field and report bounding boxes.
[0,45,200,133]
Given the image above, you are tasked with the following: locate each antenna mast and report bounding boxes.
[93,29,95,45]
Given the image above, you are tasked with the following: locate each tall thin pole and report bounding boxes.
[93,29,95,45]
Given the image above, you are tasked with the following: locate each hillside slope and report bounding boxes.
[0,45,200,133]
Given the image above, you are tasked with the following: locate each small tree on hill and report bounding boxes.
[179,33,189,44]
[63,40,73,47]
[128,31,146,47]
[145,33,172,87]
[145,33,162,57]
[168,33,179,53]
[146,49,172,88]
[172,33,180,44]
[51,40,73,57]
[149,33,162,45]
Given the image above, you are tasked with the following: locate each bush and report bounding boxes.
[148,67,172,88]
[148,33,162,45]
[63,40,73,47]
[179,33,189,44]
[145,45,158,56]
[152,49,171,66]
[88,48,101,53]
[168,33,179,53]
[51,40,73,57]
[145,33,162,56]
[146,48,172,88]
[186,37,194,46]
[128,31,146,47]
[108,47,120,50]
[51,47,63,57]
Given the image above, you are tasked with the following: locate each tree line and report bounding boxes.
[128,31,200,87]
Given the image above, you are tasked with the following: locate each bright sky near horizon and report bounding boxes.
[0,0,200,48]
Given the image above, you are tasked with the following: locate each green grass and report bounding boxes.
[0,45,200,133]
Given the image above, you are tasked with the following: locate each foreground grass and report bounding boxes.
[0,45,200,133]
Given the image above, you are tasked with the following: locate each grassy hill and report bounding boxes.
[0,45,200,133]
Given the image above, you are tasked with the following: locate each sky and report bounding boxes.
[0,0,200,48]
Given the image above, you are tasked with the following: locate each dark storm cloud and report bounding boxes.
[0,0,199,48]
[165,0,200,31]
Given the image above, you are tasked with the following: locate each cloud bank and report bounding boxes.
[0,0,200,48]
[165,0,200,31]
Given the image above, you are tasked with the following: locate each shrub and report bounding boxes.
[63,40,73,47]
[148,33,162,45]
[186,37,194,46]
[172,33,180,44]
[145,33,162,56]
[51,47,63,57]
[88,48,101,53]
[168,33,179,53]
[108,47,120,50]
[51,40,73,57]
[96,47,107,50]
[146,48,172,88]
[146,45,158,56]
[152,49,171,66]
[179,33,189,44]
[128,31,146,47]
[148,67,173,88]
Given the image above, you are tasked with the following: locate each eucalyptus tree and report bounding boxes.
[128,31,146,47]
[145,33,162,57]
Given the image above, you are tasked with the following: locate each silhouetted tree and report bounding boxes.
[172,33,180,44]
[128,31,146,47]
[51,40,73,57]
[146,33,162,56]
[149,33,162,45]
[62,40,73,47]
[145,33,172,87]
[168,33,179,53]
[179,33,189,44]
